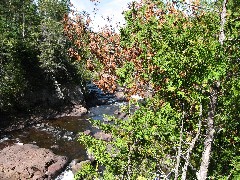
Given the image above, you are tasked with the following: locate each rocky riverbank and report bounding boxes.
[0,83,127,179]
[0,144,68,180]
[0,104,88,135]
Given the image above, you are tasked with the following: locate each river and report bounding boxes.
[0,83,126,179]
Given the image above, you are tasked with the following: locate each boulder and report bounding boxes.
[93,131,112,142]
[0,144,68,180]
[71,160,91,174]
[83,130,112,142]
[66,105,88,116]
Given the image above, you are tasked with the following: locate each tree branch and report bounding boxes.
[174,103,185,180]
[182,104,202,180]
[174,119,183,180]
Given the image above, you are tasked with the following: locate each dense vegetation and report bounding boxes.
[1,0,239,179]
[63,0,239,179]
[0,0,88,113]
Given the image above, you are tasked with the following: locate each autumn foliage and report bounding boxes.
[64,0,240,179]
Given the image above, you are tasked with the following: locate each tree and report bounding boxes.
[0,0,86,112]
[0,0,40,111]
[63,0,239,179]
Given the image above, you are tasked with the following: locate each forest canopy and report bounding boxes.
[0,0,239,179]
[0,0,88,112]
[65,0,239,179]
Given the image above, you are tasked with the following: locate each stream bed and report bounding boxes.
[0,83,126,179]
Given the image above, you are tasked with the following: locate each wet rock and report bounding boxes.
[69,159,81,167]
[46,157,67,177]
[114,91,126,101]
[65,105,88,117]
[83,130,112,142]
[117,112,128,119]
[0,144,68,180]
[71,160,91,174]
[87,150,95,162]
[67,85,84,105]
[83,129,91,135]
[93,131,112,142]
[90,104,119,118]
[51,145,59,149]
[36,123,41,127]
[85,91,103,107]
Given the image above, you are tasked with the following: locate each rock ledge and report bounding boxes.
[0,144,68,180]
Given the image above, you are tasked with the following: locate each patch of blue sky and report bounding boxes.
[70,0,136,32]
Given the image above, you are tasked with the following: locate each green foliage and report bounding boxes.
[116,62,135,88]
[0,0,39,111]
[77,0,239,179]
[74,162,98,180]
[0,0,87,112]
[78,100,180,179]
[0,44,27,110]
[38,0,70,21]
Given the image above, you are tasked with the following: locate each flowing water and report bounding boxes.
[0,83,126,179]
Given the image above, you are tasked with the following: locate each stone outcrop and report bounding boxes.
[0,144,68,180]
[83,130,112,142]
[71,160,91,174]
[57,105,88,117]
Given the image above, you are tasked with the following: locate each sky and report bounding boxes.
[70,0,135,32]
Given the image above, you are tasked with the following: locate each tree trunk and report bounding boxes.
[219,0,228,45]
[197,92,217,180]
[197,0,227,178]
[22,12,25,38]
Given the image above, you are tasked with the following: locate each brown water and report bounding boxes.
[0,102,124,160]
[0,115,92,161]
[0,83,126,179]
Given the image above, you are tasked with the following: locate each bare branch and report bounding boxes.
[182,104,202,180]
[174,103,185,180]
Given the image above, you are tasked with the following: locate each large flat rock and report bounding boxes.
[0,144,68,180]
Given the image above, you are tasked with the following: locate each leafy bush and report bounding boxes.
[75,0,239,179]
[79,100,180,179]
